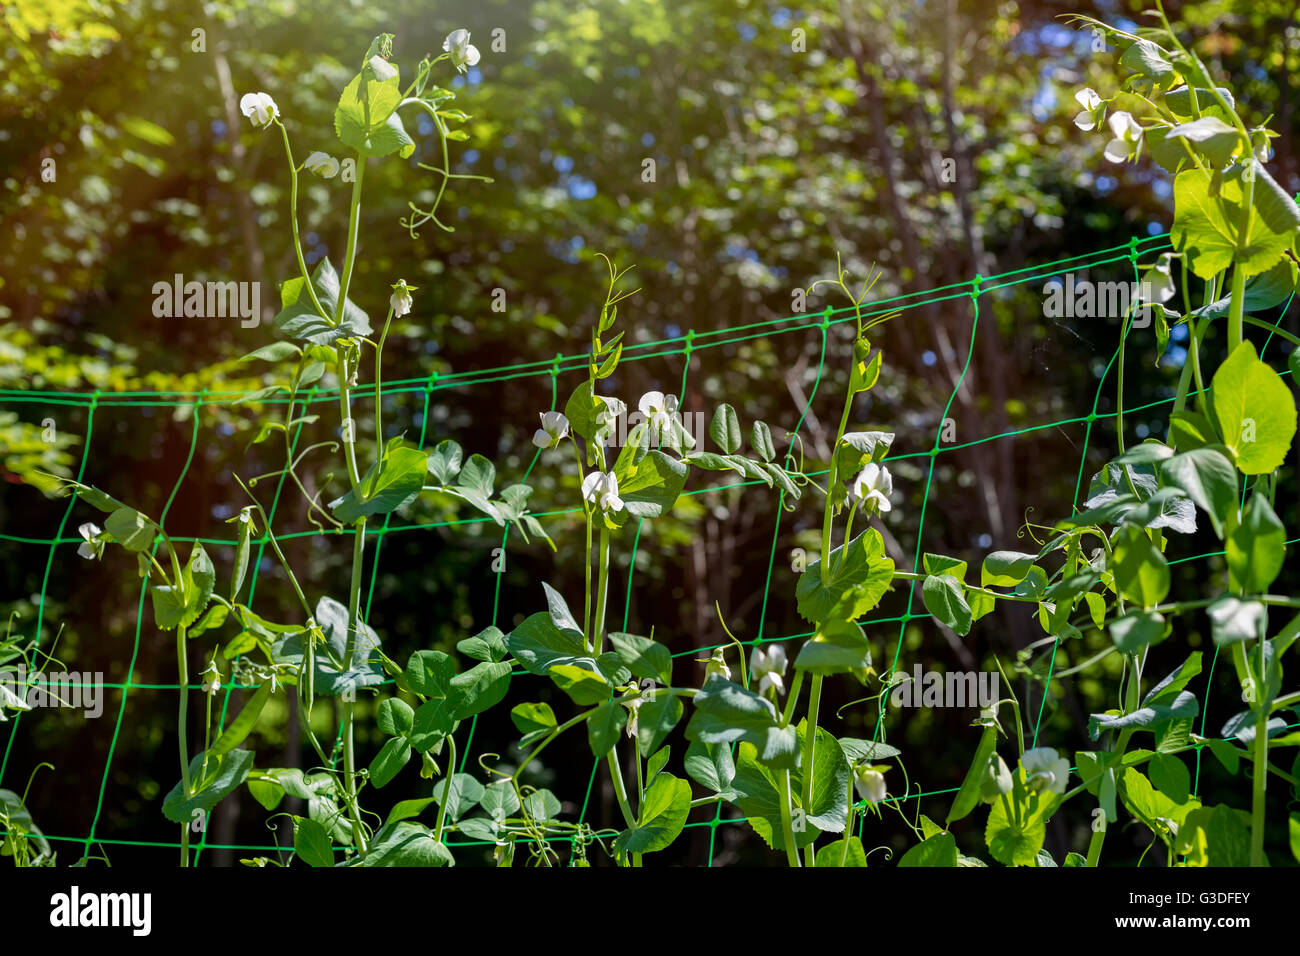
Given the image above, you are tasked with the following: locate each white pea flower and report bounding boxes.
[238,92,278,129]
[854,766,888,806]
[443,29,481,73]
[980,754,1014,803]
[1073,87,1103,131]
[593,401,621,446]
[850,462,893,513]
[637,390,679,445]
[367,55,398,82]
[1104,111,1143,163]
[624,695,643,739]
[1021,747,1070,795]
[389,279,416,317]
[531,411,570,449]
[581,470,624,513]
[750,644,788,697]
[77,522,105,560]
[303,151,340,179]
[702,648,731,683]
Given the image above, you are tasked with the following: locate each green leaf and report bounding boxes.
[351,822,452,867]
[984,791,1048,866]
[334,66,405,155]
[1166,116,1239,167]
[238,341,301,363]
[293,817,335,868]
[1208,596,1267,645]
[685,678,798,770]
[455,625,507,663]
[814,836,868,866]
[1143,652,1203,705]
[308,595,385,696]
[922,574,973,635]
[710,404,741,454]
[430,774,484,823]
[505,611,589,675]
[636,693,683,758]
[1108,526,1169,607]
[161,749,254,823]
[330,444,428,523]
[587,700,627,757]
[1161,446,1237,537]
[478,781,520,822]
[104,506,156,552]
[1210,341,1297,475]
[1227,493,1286,593]
[684,739,736,796]
[150,542,215,631]
[794,619,873,675]
[1088,691,1198,740]
[1172,169,1290,279]
[608,632,672,686]
[403,649,455,698]
[377,697,415,737]
[510,702,557,745]
[795,529,894,625]
[448,661,512,719]
[899,831,958,867]
[548,663,611,705]
[981,551,1036,587]
[619,450,687,519]
[274,257,371,345]
[522,789,562,822]
[427,440,463,485]
[751,421,775,461]
[1149,752,1191,804]
[613,774,691,855]
[369,736,412,788]
[731,726,848,851]
[1109,610,1167,654]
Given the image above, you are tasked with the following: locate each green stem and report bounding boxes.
[335,152,366,325]
[276,120,328,319]
[819,390,856,584]
[800,674,823,866]
[1227,263,1247,353]
[177,622,190,867]
[434,734,458,845]
[593,528,610,655]
[779,768,801,867]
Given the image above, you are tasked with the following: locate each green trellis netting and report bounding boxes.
[2,230,1297,865]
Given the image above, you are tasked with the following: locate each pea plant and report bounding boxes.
[14,7,1300,868]
[903,7,1300,867]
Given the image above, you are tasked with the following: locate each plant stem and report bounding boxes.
[593,528,610,654]
[819,390,856,584]
[801,674,823,866]
[335,152,366,324]
[434,734,458,844]
[779,769,801,867]
[1227,263,1247,353]
[177,622,189,867]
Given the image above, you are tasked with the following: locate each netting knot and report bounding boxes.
[971,274,983,298]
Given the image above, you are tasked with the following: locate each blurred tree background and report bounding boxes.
[1,0,1297,865]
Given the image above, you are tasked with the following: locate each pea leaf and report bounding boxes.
[330,443,428,523]
[1160,446,1237,537]
[1226,493,1286,593]
[162,749,254,823]
[274,257,372,345]
[613,774,691,855]
[922,574,972,635]
[795,529,895,625]
[710,404,741,453]
[1210,341,1297,475]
